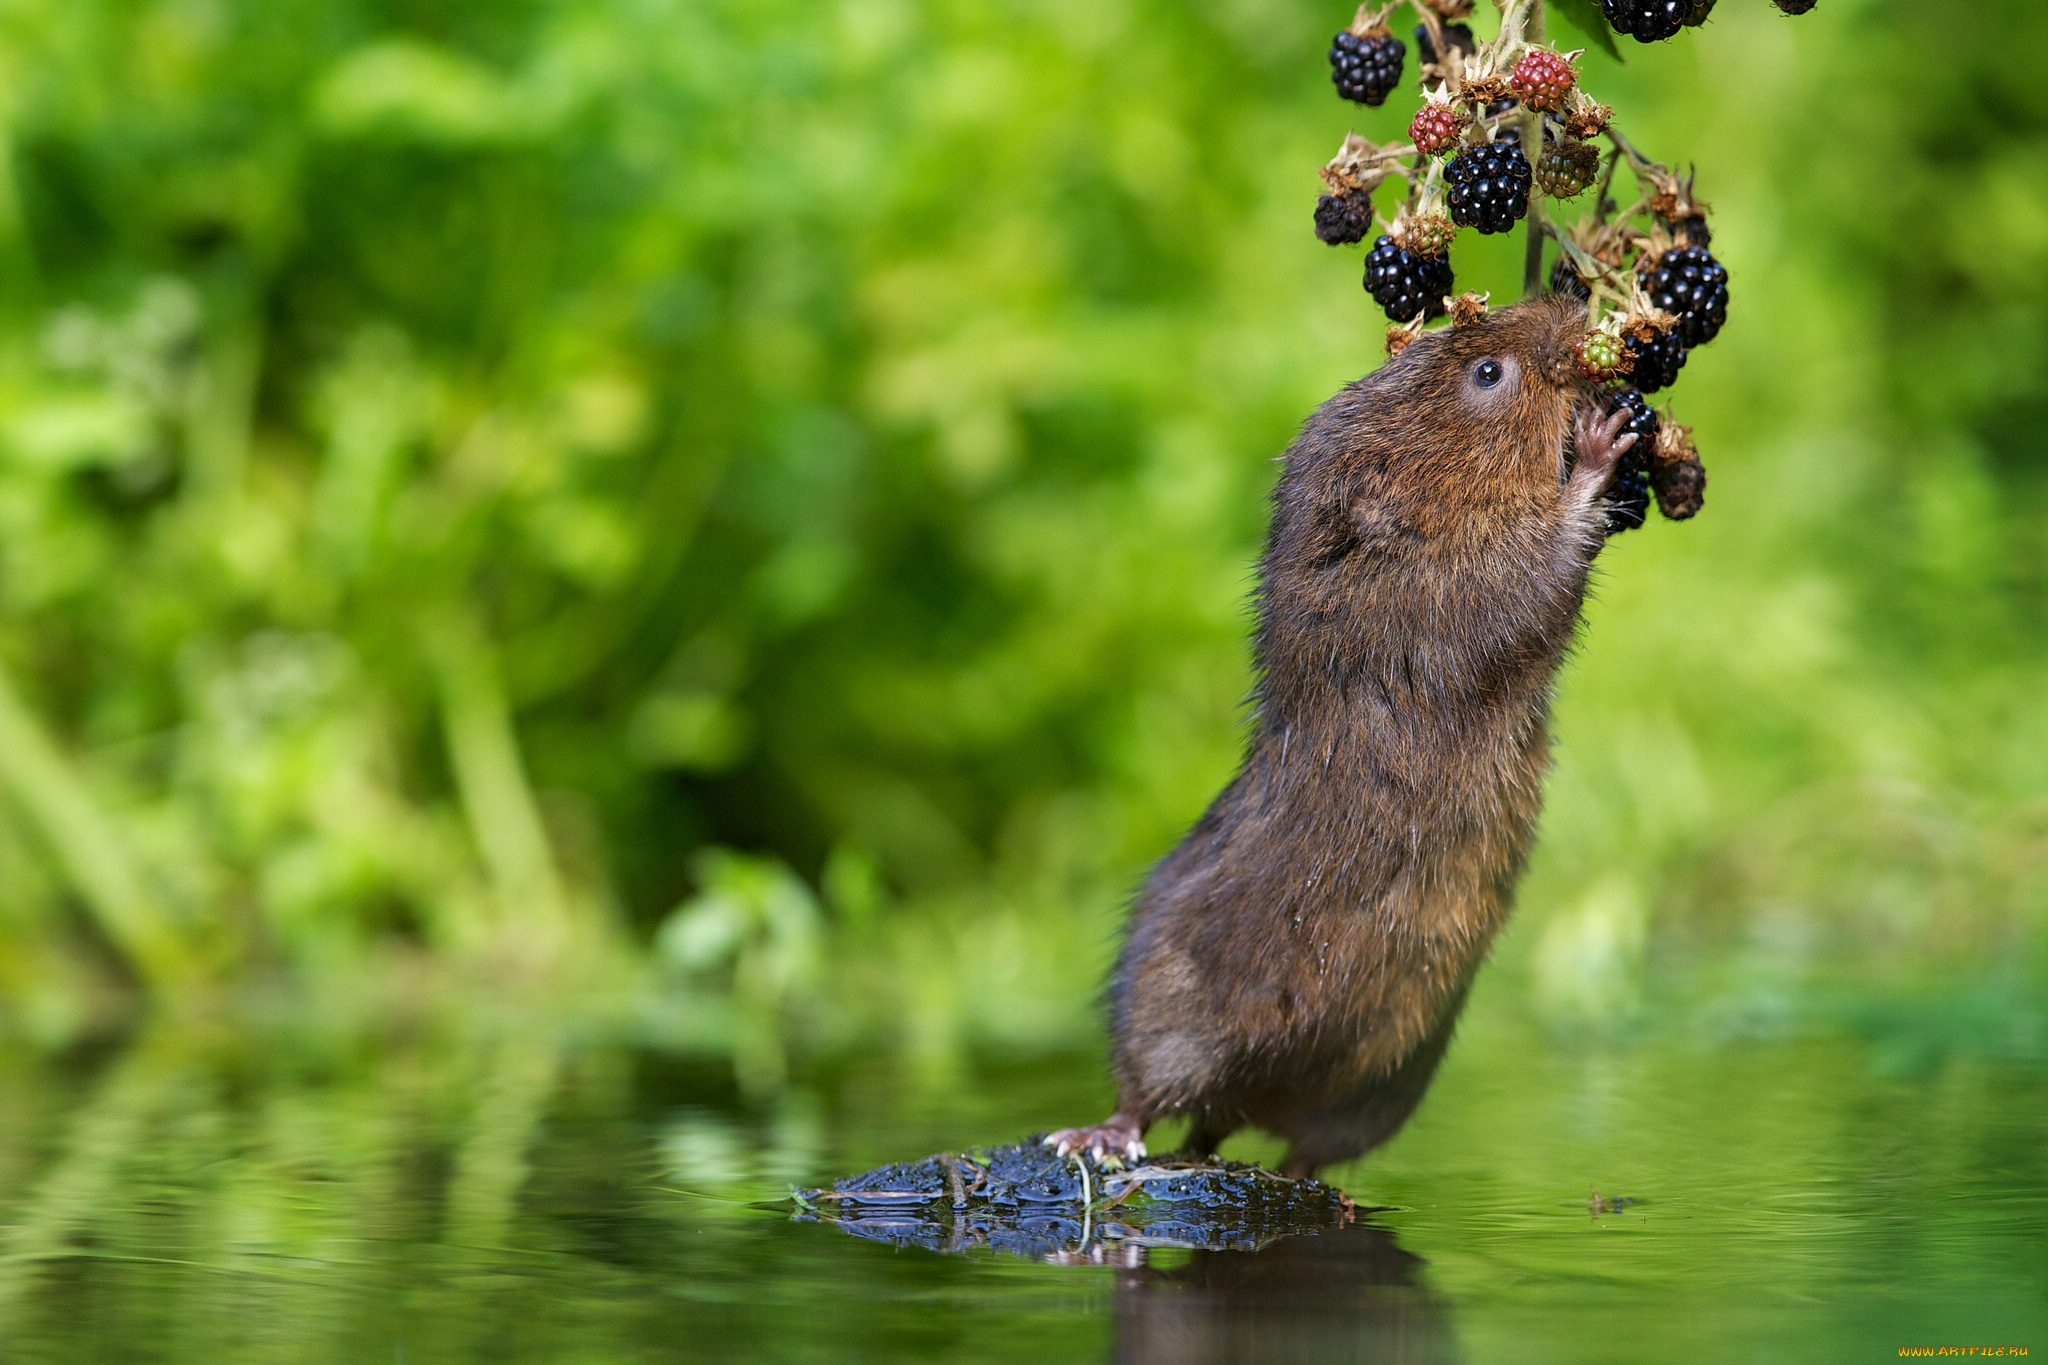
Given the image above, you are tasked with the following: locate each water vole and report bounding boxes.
[1050,294,1640,1177]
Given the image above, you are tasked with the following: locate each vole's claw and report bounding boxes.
[1044,1120,1148,1163]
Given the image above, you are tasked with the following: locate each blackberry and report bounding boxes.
[1684,0,1717,23]
[1533,138,1599,198]
[1330,27,1405,107]
[1445,137,1531,235]
[1413,21,1475,66]
[1364,235,1453,323]
[1623,327,1688,393]
[1773,0,1816,11]
[1314,192,1375,246]
[1510,49,1576,110]
[1550,256,1591,300]
[1576,330,1629,381]
[1600,0,1689,42]
[1409,99,1466,157]
[1598,388,1659,535]
[1667,214,1711,248]
[1646,244,1729,347]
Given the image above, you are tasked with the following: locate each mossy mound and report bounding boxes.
[793,1136,1357,1259]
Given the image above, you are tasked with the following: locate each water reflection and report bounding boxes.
[1114,1226,1457,1365]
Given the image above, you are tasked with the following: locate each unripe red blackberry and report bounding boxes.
[1445,137,1531,235]
[1623,327,1688,393]
[1509,49,1576,111]
[1533,138,1599,198]
[1601,0,1689,42]
[1330,26,1405,107]
[1773,0,1816,12]
[1409,99,1466,156]
[1364,235,1453,322]
[1314,191,1376,246]
[1413,22,1476,66]
[1646,244,1729,347]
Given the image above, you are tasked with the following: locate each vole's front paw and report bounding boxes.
[1566,400,1639,511]
[1044,1117,1147,1163]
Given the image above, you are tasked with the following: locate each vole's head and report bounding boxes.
[1379,292,1590,490]
[1266,294,1594,594]
[1275,294,1593,548]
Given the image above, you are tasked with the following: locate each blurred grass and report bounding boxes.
[0,0,2035,1083]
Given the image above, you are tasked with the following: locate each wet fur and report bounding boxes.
[1086,296,1613,1174]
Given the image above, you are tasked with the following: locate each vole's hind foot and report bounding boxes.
[1044,1115,1147,1163]
[1566,400,1638,510]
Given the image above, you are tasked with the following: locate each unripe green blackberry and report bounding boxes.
[1533,138,1599,198]
[1314,192,1375,246]
[1576,330,1629,381]
[1330,27,1405,107]
[1509,49,1576,110]
[1364,235,1453,323]
[1601,0,1688,42]
[1646,244,1730,347]
[1623,327,1687,393]
[1445,137,1531,235]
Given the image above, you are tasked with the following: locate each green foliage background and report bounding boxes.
[0,0,2040,1072]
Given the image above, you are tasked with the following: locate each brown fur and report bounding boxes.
[1052,295,1630,1176]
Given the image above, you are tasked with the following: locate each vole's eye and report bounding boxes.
[1475,360,1503,389]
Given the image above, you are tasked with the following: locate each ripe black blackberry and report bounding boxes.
[1314,192,1375,246]
[1601,0,1690,42]
[1550,256,1590,300]
[1666,214,1711,248]
[1599,389,1659,534]
[1623,327,1688,393]
[1363,235,1452,322]
[1445,137,1531,235]
[1330,27,1405,107]
[1413,22,1475,65]
[1646,244,1730,347]
[1773,0,1816,12]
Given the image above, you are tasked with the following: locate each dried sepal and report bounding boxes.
[1641,163,1712,225]
[1386,315,1429,355]
[1320,132,1395,196]
[1344,2,1397,38]
[1562,92,1613,141]
[1448,291,1490,328]
[1417,0,1474,18]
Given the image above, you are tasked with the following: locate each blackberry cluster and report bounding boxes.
[1314,192,1375,246]
[1624,327,1688,393]
[1600,0,1690,42]
[1364,235,1453,322]
[1330,28,1405,106]
[1413,22,1475,66]
[1599,389,1658,534]
[1445,137,1531,235]
[1646,244,1730,346]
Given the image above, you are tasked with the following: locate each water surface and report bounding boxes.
[0,988,2040,1363]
